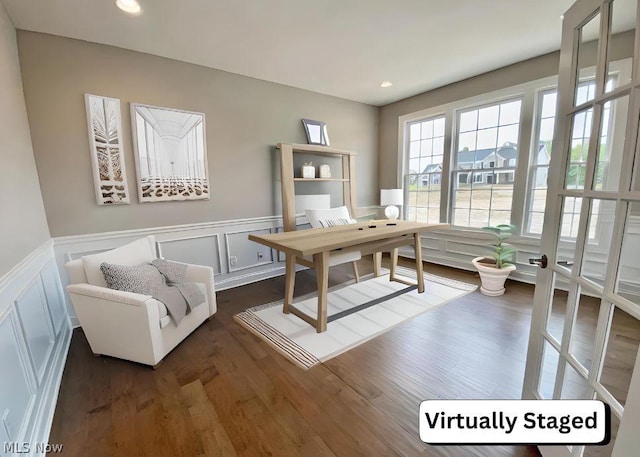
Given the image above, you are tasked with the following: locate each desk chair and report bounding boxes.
[304,206,361,282]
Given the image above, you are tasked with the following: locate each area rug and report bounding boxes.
[234,267,477,369]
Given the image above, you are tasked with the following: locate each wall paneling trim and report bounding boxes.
[0,240,72,453]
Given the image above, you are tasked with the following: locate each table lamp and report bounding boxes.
[380,189,403,220]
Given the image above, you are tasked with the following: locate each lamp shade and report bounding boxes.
[380,189,403,206]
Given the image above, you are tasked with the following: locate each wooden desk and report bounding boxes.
[249,221,447,333]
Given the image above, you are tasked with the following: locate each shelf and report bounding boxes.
[278,142,357,232]
[293,178,349,182]
[276,142,357,157]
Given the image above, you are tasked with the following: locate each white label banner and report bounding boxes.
[419,400,609,445]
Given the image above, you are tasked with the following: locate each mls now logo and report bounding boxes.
[4,442,64,453]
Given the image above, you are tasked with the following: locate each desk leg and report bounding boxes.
[414,233,425,293]
[284,254,296,314]
[389,248,399,281]
[373,251,382,277]
[315,251,329,333]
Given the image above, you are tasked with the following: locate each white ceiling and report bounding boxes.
[2,0,575,106]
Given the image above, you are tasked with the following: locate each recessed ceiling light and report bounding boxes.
[116,0,142,15]
[380,81,393,88]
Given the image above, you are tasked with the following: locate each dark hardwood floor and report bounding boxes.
[49,258,545,457]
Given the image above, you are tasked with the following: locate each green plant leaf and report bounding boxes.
[496,224,516,231]
[482,226,501,235]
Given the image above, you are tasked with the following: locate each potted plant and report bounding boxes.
[472,224,517,296]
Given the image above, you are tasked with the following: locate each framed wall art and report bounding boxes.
[131,103,209,203]
[301,119,330,146]
[84,94,130,205]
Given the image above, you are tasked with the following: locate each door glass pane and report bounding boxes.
[539,340,560,399]
[582,199,617,287]
[583,401,620,457]
[556,196,583,271]
[569,292,600,371]
[560,362,593,399]
[600,305,640,407]
[606,0,636,92]
[616,202,640,305]
[576,11,601,105]
[566,108,593,190]
[546,277,569,344]
[594,95,629,191]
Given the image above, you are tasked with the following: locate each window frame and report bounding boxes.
[404,115,447,224]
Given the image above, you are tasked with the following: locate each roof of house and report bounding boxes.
[456,142,518,166]
[420,141,548,173]
[422,164,443,173]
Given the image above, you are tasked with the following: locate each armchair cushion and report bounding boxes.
[82,235,156,288]
[100,262,163,295]
[100,260,205,326]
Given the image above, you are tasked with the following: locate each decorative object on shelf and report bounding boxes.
[380,189,404,220]
[319,164,331,178]
[84,94,130,205]
[131,103,209,203]
[302,162,316,178]
[301,119,330,146]
[472,224,517,296]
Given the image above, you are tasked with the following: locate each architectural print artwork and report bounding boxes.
[84,94,130,205]
[131,103,209,203]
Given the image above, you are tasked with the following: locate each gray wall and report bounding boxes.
[17,32,379,237]
[0,6,50,278]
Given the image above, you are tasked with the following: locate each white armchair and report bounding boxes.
[65,235,216,368]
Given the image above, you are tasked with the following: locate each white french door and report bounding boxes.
[522,0,640,456]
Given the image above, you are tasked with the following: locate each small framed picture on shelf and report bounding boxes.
[301,119,330,146]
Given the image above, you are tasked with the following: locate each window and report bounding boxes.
[405,116,445,223]
[451,99,522,227]
[525,79,614,236]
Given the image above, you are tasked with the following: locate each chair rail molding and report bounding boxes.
[53,214,297,327]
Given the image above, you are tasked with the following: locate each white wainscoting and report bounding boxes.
[400,228,544,285]
[53,215,296,327]
[54,209,635,327]
[0,240,72,454]
[401,215,640,294]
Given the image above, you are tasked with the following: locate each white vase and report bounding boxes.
[319,164,331,178]
[302,165,315,179]
[472,256,516,296]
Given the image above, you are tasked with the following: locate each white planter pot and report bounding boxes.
[472,256,516,296]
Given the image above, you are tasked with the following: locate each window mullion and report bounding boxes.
[440,111,454,224]
[512,88,536,232]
